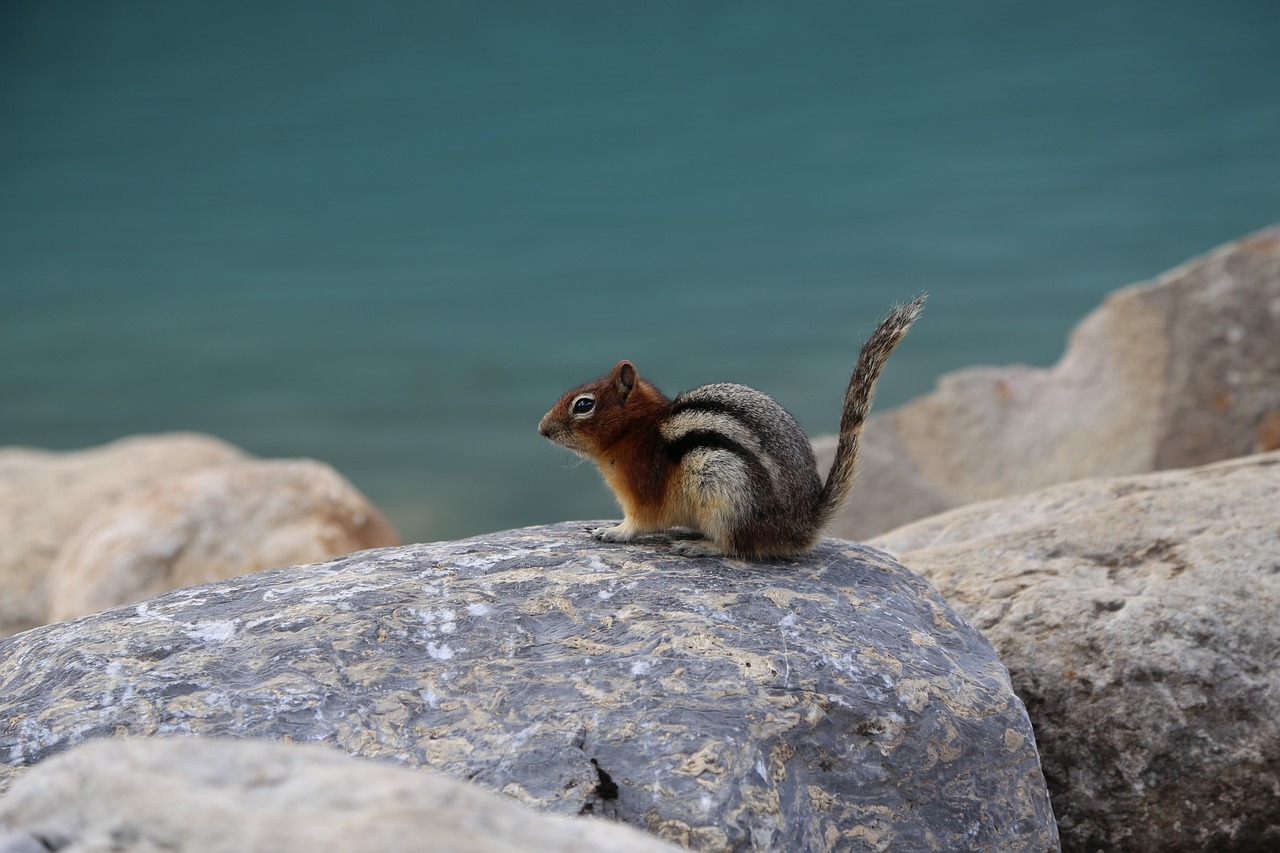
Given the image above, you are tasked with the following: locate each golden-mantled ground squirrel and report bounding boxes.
[539,295,925,560]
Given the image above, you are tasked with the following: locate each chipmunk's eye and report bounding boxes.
[571,394,595,415]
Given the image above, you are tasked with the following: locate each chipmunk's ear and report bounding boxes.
[612,360,637,402]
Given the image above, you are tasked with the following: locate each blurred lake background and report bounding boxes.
[3,1,1278,544]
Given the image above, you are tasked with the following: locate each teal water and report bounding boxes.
[3,2,1278,543]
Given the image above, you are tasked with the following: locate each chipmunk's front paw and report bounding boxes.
[591,524,674,546]
[591,524,636,543]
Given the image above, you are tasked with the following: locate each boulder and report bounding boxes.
[870,451,1280,852]
[45,458,400,623]
[820,225,1280,539]
[0,736,680,853]
[0,433,247,636]
[0,524,1058,852]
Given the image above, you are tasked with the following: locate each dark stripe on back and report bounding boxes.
[663,428,750,464]
[670,395,761,427]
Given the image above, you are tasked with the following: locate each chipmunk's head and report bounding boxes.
[539,360,667,459]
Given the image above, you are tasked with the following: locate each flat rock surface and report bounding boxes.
[0,524,1056,852]
[872,451,1280,852]
[0,736,681,853]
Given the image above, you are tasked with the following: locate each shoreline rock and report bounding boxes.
[0,433,399,637]
[0,433,248,636]
[871,450,1280,851]
[820,225,1280,540]
[47,458,400,623]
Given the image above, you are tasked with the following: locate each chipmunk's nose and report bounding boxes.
[537,413,552,437]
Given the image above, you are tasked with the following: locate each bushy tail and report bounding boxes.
[816,294,926,526]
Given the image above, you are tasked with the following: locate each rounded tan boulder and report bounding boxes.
[46,458,400,622]
[0,433,249,636]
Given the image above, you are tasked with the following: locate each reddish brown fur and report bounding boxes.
[539,361,677,526]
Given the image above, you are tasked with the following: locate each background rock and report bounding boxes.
[0,524,1057,852]
[45,459,400,623]
[820,225,1280,539]
[0,737,680,853]
[870,451,1280,852]
[0,433,247,636]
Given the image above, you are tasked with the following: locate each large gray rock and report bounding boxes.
[0,524,1058,852]
[821,225,1280,540]
[0,736,680,853]
[870,451,1280,852]
[0,433,248,636]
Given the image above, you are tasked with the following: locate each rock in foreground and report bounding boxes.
[822,225,1280,539]
[0,524,1057,852]
[0,737,680,853]
[871,451,1280,852]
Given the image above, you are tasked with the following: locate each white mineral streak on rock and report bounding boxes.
[183,620,237,644]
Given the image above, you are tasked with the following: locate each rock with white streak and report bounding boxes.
[0,524,1057,852]
[870,451,1280,852]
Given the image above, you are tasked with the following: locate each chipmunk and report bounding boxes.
[538,295,926,560]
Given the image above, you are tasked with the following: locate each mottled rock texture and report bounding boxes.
[0,736,680,853]
[46,458,399,623]
[871,451,1280,852]
[0,524,1057,852]
[0,433,248,636]
[0,433,398,636]
[820,225,1280,539]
